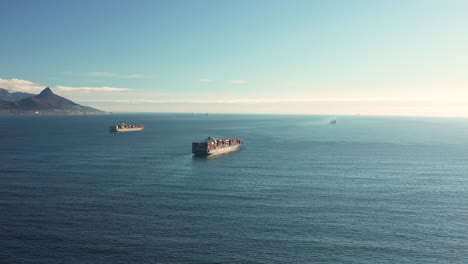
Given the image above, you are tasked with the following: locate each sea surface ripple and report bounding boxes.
[1,114,467,263]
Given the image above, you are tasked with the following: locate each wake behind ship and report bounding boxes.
[110,122,144,133]
[192,137,243,156]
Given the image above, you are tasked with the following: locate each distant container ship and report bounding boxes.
[110,122,144,132]
[192,137,243,156]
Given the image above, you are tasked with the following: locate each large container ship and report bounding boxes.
[192,137,243,156]
[110,122,144,133]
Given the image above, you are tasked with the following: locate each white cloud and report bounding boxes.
[0,78,130,94]
[230,80,246,84]
[199,79,214,82]
[0,78,46,93]
[54,86,130,92]
[88,72,144,78]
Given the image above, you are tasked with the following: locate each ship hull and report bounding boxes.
[193,144,241,156]
[192,137,243,156]
[110,127,144,133]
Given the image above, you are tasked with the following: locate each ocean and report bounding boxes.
[1,114,467,263]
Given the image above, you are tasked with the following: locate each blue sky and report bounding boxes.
[1,0,468,115]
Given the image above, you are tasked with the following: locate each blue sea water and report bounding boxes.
[1,114,467,264]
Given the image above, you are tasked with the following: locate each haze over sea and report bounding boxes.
[1,114,467,263]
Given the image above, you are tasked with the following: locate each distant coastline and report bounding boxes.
[0,87,107,116]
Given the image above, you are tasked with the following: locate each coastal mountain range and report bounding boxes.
[0,88,35,105]
[0,87,106,115]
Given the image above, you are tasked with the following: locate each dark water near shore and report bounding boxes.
[1,114,467,263]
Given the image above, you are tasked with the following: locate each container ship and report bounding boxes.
[192,137,243,156]
[110,122,144,132]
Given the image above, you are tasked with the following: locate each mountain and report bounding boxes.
[0,88,35,102]
[0,87,107,115]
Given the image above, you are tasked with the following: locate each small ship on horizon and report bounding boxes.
[110,122,144,133]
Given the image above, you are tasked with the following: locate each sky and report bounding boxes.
[1,0,468,116]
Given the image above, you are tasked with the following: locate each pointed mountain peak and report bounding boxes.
[36,87,54,98]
